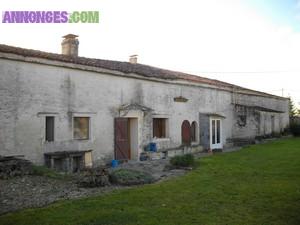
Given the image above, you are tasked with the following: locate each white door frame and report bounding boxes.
[210,117,223,149]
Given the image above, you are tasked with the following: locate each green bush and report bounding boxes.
[31,165,70,179]
[290,122,300,136]
[170,154,195,168]
[109,169,154,186]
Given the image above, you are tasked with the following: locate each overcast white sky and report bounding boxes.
[1,0,300,108]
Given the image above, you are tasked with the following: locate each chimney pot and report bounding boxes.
[129,54,138,64]
[61,34,79,57]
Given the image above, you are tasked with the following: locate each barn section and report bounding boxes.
[0,36,290,169]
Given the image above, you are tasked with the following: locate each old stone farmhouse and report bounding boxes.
[0,34,289,172]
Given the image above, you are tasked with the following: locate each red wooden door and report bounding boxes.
[114,118,130,160]
[181,120,191,145]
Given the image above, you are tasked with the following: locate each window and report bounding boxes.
[216,120,220,143]
[45,116,54,142]
[191,121,197,142]
[153,118,167,138]
[73,117,90,140]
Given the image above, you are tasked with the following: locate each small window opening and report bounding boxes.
[74,117,90,140]
[45,116,54,142]
[153,118,167,138]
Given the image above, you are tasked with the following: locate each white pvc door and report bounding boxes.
[210,118,222,149]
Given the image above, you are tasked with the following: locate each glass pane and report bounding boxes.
[74,117,90,140]
[217,120,220,144]
[45,116,54,142]
[212,120,215,144]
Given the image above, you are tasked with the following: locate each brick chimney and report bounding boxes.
[61,34,79,56]
[129,55,138,64]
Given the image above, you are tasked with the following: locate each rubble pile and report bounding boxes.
[78,167,110,187]
[0,156,33,179]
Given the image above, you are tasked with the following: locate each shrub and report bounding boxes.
[281,127,290,136]
[32,165,70,179]
[77,167,110,187]
[109,169,154,186]
[170,154,195,168]
[290,122,300,136]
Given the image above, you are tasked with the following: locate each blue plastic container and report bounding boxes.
[111,160,118,168]
[149,142,157,152]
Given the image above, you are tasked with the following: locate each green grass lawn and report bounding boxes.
[1,138,300,225]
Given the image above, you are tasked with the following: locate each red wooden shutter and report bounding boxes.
[181,120,191,145]
[191,122,196,142]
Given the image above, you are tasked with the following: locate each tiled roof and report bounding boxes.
[0,44,284,99]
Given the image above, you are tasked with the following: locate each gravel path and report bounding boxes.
[115,159,187,181]
[0,175,126,215]
[0,159,188,215]
[0,148,248,215]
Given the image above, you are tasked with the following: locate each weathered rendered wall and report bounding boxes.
[0,58,289,165]
[232,94,289,138]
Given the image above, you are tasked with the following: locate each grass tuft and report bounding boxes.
[31,165,71,180]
